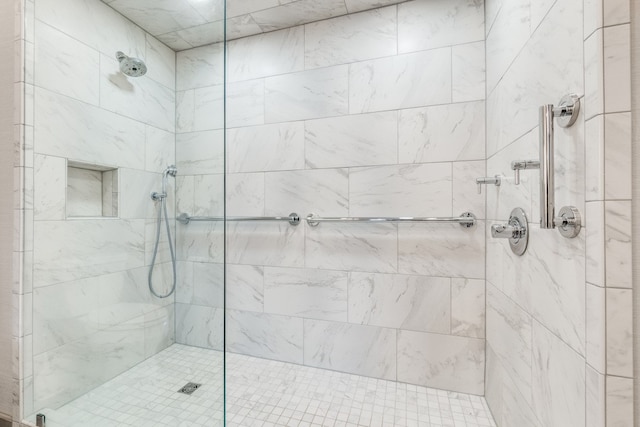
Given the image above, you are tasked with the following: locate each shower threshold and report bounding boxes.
[28,344,496,427]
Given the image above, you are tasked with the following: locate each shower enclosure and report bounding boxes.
[9,0,634,426]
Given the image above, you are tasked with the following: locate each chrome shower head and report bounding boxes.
[164,165,177,178]
[116,51,147,77]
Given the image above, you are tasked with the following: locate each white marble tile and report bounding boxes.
[33,220,145,287]
[485,0,530,95]
[605,200,632,288]
[350,163,452,217]
[586,365,606,427]
[227,27,303,83]
[33,154,65,220]
[453,42,486,102]
[145,125,175,174]
[606,376,633,427]
[397,330,484,395]
[226,264,264,312]
[348,272,450,333]
[585,115,605,200]
[144,35,175,90]
[175,21,224,48]
[226,14,264,41]
[606,288,633,377]
[99,54,175,132]
[304,6,396,69]
[399,101,485,163]
[586,283,606,373]
[226,173,265,217]
[251,0,348,33]
[604,24,630,113]
[156,32,193,51]
[227,310,303,363]
[190,262,224,308]
[397,0,484,54]
[36,0,146,57]
[226,0,292,18]
[226,221,305,268]
[176,130,224,175]
[119,169,166,220]
[586,202,605,288]
[305,223,397,273]
[304,319,396,380]
[193,173,224,217]
[486,284,532,402]
[66,167,102,217]
[584,0,603,38]
[349,49,451,114]
[604,0,630,26]
[264,267,348,321]
[106,0,210,35]
[398,220,484,278]
[453,161,486,219]
[265,168,348,216]
[143,305,174,359]
[34,21,99,106]
[227,79,265,128]
[176,90,195,133]
[305,111,397,169]
[175,175,194,216]
[175,218,222,264]
[34,88,145,169]
[531,322,585,427]
[265,65,348,123]
[193,85,224,131]
[604,112,631,199]
[177,43,224,91]
[585,30,604,120]
[228,122,305,173]
[175,303,223,350]
[451,278,485,338]
[344,0,405,13]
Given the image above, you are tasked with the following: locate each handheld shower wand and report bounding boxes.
[149,165,177,299]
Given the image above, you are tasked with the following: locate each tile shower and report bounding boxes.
[5,0,635,427]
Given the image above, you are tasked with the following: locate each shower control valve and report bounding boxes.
[475,175,501,194]
[491,207,529,256]
[511,160,540,185]
[150,191,166,201]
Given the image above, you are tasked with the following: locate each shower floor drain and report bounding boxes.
[177,382,202,395]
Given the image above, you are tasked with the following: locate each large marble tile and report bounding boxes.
[451,278,485,338]
[99,54,175,133]
[227,27,303,82]
[304,320,396,380]
[33,154,65,220]
[604,112,632,199]
[190,262,224,308]
[398,220,484,278]
[106,0,208,36]
[304,6,396,69]
[586,205,605,290]
[586,365,606,427]
[226,221,305,268]
[176,89,195,132]
[606,288,633,377]
[305,223,397,273]
[349,49,451,114]
[193,85,224,132]
[66,167,102,217]
[175,21,224,48]
[177,43,224,91]
[344,0,405,13]
[227,310,303,363]
[348,272,450,333]
[605,200,632,288]
[143,305,174,359]
[531,322,585,427]
[176,130,224,175]
[34,88,145,169]
[265,168,348,216]
[226,79,265,128]
[144,35,175,91]
[305,112,397,169]
[606,376,634,427]
[397,0,484,54]
[145,126,175,174]
[452,161,486,220]
[193,173,224,217]
[452,41,486,102]
[585,283,606,373]
[603,24,630,113]
[228,122,305,173]
[584,29,604,120]
[251,0,347,33]
[119,169,163,219]
[585,115,605,200]
[264,267,348,321]
[175,303,223,350]
[176,221,224,263]
[349,163,452,217]
[226,173,265,217]
[265,65,349,123]
[34,21,99,106]
[398,101,485,164]
[226,264,264,312]
[397,330,484,395]
[33,220,145,287]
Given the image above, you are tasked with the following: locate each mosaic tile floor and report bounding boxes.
[33,344,496,427]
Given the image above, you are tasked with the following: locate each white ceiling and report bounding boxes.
[102,0,408,50]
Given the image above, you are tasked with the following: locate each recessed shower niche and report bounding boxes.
[66,161,118,218]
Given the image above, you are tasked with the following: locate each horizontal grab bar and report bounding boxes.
[177,212,300,226]
[306,212,476,228]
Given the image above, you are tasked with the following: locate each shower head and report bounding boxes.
[164,165,177,178]
[116,51,147,77]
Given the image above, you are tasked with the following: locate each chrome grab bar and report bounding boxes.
[177,212,300,226]
[305,212,476,228]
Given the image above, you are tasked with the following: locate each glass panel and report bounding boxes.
[26,0,226,425]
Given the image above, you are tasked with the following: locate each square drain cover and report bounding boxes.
[178,382,202,395]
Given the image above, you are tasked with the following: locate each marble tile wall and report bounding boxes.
[16,0,178,418]
[176,0,487,395]
[484,0,634,426]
